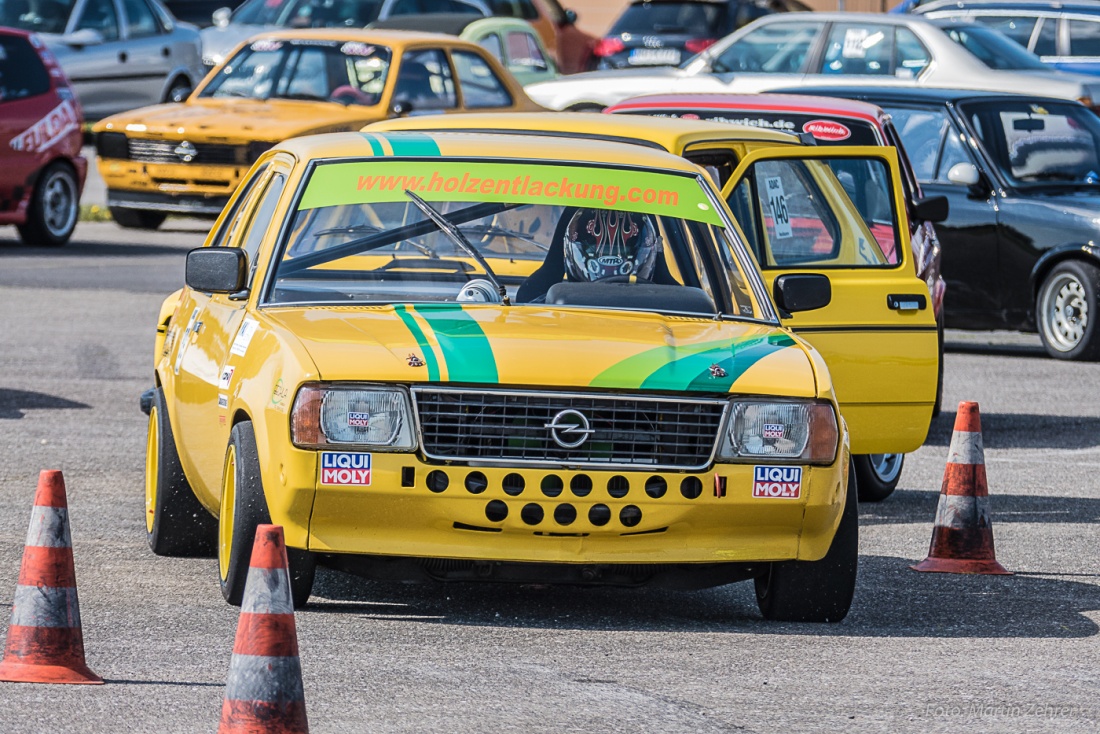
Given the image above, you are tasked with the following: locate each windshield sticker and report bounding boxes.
[340,42,376,57]
[230,318,258,357]
[802,119,851,142]
[298,161,723,225]
[842,28,869,58]
[764,177,792,239]
[250,40,282,53]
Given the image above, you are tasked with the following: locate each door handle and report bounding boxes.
[162,46,170,57]
[118,51,127,62]
[887,294,927,311]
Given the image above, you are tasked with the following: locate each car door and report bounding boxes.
[118,0,172,105]
[721,146,938,455]
[0,35,51,209]
[63,0,129,117]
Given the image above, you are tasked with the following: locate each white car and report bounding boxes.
[525,12,1100,111]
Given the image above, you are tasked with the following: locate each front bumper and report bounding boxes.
[98,156,243,215]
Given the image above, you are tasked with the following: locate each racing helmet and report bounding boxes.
[563,208,660,282]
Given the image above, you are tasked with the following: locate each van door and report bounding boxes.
[721,146,938,454]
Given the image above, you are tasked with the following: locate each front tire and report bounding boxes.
[754,460,858,623]
[219,420,315,608]
[853,453,904,503]
[145,387,218,556]
[109,206,167,230]
[1037,260,1100,360]
[17,162,78,246]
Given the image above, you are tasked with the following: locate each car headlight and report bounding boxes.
[291,384,416,451]
[718,400,838,465]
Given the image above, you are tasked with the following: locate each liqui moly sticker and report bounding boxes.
[218,366,235,390]
[753,466,802,499]
[230,318,258,356]
[762,423,785,439]
[320,452,372,486]
[347,411,371,428]
[9,100,79,153]
[802,119,851,142]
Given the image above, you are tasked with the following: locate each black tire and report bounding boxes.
[145,387,218,556]
[165,77,192,103]
[109,206,167,230]
[17,161,78,246]
[1036,260,1100,361]
[219,420,316,608]
[754,459,858,623]
[853,453,904,503]
[931,318,944,419]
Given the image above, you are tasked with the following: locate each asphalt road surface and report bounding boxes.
[1,221,1098,733]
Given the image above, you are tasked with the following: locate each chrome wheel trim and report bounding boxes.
[1041,273,1088,352]
[867,453,904,483]
[41,168,77,237]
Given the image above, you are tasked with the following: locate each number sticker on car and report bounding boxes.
[765,176,792,239]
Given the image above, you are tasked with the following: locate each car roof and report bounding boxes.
[254,28,476,47]
[275,130,711,174]
[767,85,1079,106]
[0,27,34,40]
[366,112,801,150]
[608,93,887,126]
[368,12,479,35]
[757,11,940,25]
[919,0,1100,12]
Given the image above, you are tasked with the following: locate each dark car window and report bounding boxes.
[976,15,1037,48]
[822,22,895,76]
[942,24,1050,70]
[1069,19,1100,56]
[487,0,538,20]
[241,173,287,282]
[1033,17,1057,56]
[122,0,161,37]
[393,48,456,110]
[611,1,727,37]
[884,105,954,183]
[504,30,548,70]
[76,0,121,41]
[896,27,931,77]
[451,49,511,108]
[0,0,77,33]
[231,0,384,27]
[0,34,50,102]
[711,21,822,73]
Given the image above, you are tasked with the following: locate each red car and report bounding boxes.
[0,27,86,247]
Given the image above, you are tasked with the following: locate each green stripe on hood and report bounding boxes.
[381,133,441,157]
[413,304,498,383]
[393,305,440,381]
[360,133,385,157]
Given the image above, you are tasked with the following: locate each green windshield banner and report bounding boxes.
[297,160,723,225]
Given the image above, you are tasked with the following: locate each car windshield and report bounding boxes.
[960,99,1100,187]
[230,0,384,27]
[941,24,1050,70]
[268,157,763,319]
[0,0,77,34]
[199,39,391,105]
[611,1,726,36]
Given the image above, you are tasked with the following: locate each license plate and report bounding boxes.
[628,48,681,66]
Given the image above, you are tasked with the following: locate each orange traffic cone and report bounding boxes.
[0,470,102,684]
[912,402,1010,575]
[219,525,308,734]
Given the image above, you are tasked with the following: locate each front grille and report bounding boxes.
[414,388,727,470]
[128,138,245,165]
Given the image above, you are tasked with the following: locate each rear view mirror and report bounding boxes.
[912,194,948,223]
[186,248,247,293]
[1013,118,1045,132]
[946,162,980,187]
[774,274,831,314]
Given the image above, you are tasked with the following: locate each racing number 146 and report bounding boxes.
[765,176,792,239]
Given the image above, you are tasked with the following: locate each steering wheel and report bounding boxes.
[329,85,373,105]
[594,274,654,285]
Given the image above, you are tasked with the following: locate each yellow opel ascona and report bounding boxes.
[369,113,940,501]
[143,129,933,623]
[92,30,542,230]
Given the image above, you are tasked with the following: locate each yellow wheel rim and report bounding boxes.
[219,444,237,581]
[144,407,159,535]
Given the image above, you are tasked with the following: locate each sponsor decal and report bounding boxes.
[802,119,851,142]
[230,318,258,357]
[320,452,372,486]
[9,100,78,153]
[340,42,376,57]
[347,411,371,428]
[250,40,282,53]
[270,378,287,408]
[218,366,235,390]
[217,394,228,409]
[753,466,802,499]
[763,423,785,439]
[407,353,425,368]
[647,112,796,130]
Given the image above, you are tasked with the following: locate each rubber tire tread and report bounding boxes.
[147,387,218,556]
[220,420,316,609]
[1037,260,1100,361]
[17,162,78,247]
[109,207,167,230]
[853,453,903,503]
[754,460,858,623]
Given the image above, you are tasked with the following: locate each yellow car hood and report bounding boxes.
[266,304,817,397]
[115,99,384,142]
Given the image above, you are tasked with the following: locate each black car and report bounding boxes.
[776,86,1100,360]
[593,0,801,70]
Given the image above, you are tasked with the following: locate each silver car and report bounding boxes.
[0,0,205,119]
[525,12,1100,111]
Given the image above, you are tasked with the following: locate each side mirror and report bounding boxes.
[946,162,980,187]
[61,28,104,47]
[390,100,412,117]
[912,194,948,223]
[186,248,247,293]
[773,274,831,314]
[212,7,232,27]
[563,8,578,24]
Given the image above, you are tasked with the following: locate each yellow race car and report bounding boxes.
[145,130,872,621]
[93,30,542,230]
[369,113,940,501]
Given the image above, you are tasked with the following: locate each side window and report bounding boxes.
[683,147,739,188]
[711,21,822,74]
[1069,19,1100,56]
[121,0,160,37]
[478,33,504,62]
[389,0,420,13]
[978,15,1037,48]
[885,106,951,182]
[452,50,511,108]
[822,23,894,76]
[392,48,456,110]
[487,0,539,20]
[895,27,931,78]
[505,30,548,70]
[1034,17,1058,56]
[239,173,287,282]
[0,37,51,101]
[935,126,972,183]
[76,0,121,41]
[210,164,270,249]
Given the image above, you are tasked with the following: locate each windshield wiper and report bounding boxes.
[404,190,510,305]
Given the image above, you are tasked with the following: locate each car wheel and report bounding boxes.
[754,459,858,623]
[17,162,78,246]
[853,453,904,503]
[165,77,192,103]
[1037,260,1100,360]
[145,387,218,556]
[218,420,316,608]
[109,207,167,230]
